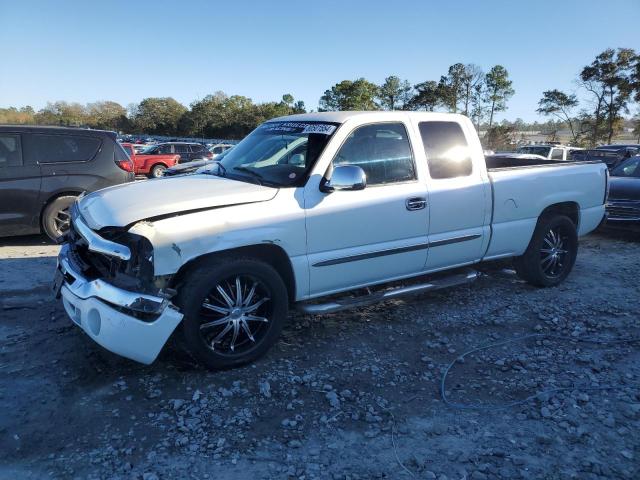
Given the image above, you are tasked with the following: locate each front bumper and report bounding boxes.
[606,201,640,225]
[57,244,183,364]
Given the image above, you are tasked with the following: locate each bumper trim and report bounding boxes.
[59,244,166,315]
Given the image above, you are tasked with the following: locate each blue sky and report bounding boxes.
[1,0,638,121]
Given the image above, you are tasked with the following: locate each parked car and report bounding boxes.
[605,155,640,229]
[569,148,629,169]
[596,144,640,154]
[54,112,607,368]
[121,143,180,178]
[486,153,548,162]
[516,144,582,160]
[0,125,133,240]
[208,143,234,158]
[142,142,213,163]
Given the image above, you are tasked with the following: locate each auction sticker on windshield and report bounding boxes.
[260,122,337,135]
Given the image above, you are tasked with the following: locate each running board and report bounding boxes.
[296,269,479,314]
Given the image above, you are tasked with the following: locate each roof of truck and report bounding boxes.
[269,111,468,124]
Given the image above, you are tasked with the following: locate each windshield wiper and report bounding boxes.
[233,166,264,185]
[200,161,227,177]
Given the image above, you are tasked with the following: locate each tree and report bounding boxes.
[409,81,441,111]
[460,64,484,116]
[377,76,413,110]
[438,63,468,113]
[485,124,515,150]
[633,116,640,143]
[319,78,380,111]
[485,65,514,129]
[281,94,294,106]
[0,106,35,124]
[133,97,187,136]
[537,89,579,144]
[86,101,129,131]
[35,101,87,126]
[470,81,488,131]
[580,48,635,144]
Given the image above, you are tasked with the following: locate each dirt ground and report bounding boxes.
[0,230,639,480]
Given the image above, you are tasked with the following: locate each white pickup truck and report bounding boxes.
[54,112,608,369]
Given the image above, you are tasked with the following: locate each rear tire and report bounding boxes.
[42,195,77,241]
[175,256,288,370]
[514,214,578,287]
[149,164,167,178]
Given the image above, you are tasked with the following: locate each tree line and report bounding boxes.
[0,94,305,140]
[1,47,638,146]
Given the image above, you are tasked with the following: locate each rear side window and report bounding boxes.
[24,134,101,163]
[121,145,134,156]
[0,134,22,167]
[115,143,131,161]
[333,122,415,186]
[190,144,204,152]
[418,122,472,179]
[551,148,563,160]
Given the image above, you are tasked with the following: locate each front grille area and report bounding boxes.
[606,203,640,220]
[65,219,158,294]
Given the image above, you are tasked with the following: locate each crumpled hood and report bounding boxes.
[609,177,640,201]
[78,175,278,229]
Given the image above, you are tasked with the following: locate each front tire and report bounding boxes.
[514,214,578,287]
[175,257,288,370]
[42,195,77,241]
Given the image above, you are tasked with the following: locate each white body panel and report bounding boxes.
[485,163,607,259]
[60,285,182,364]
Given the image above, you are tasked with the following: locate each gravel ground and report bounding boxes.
[0,230,639,480]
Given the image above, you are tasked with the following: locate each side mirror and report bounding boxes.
[320,165,367,193]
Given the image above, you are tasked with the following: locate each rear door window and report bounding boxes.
[24,134,101,163]
[189,144,203,152]
[175,144,190,154]
[551,148,564,160]
[418,121,472,179]
[0,134,22,167]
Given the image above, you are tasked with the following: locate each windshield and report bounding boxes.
[611,157,640,177]
[217,121,339,187]
[517,146,551,157]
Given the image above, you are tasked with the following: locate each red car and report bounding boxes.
[121,143,181,178]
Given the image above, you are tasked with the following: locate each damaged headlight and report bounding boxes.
[93,227,156,293]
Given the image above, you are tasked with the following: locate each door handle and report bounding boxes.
[405,197,427,211]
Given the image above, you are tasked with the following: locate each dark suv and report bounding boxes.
[143,142,212,163]
[0,125,134,240]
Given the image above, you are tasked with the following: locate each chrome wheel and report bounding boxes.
[199,275,271,354]
[53,207,71,236]
[540,227,568,277]
[152,166,166,177]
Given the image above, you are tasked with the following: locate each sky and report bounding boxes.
[1,0,639,122]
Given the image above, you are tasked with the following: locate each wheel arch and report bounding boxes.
[170,243,297,303]
[39,190,83,232]
[539,201,580,227]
